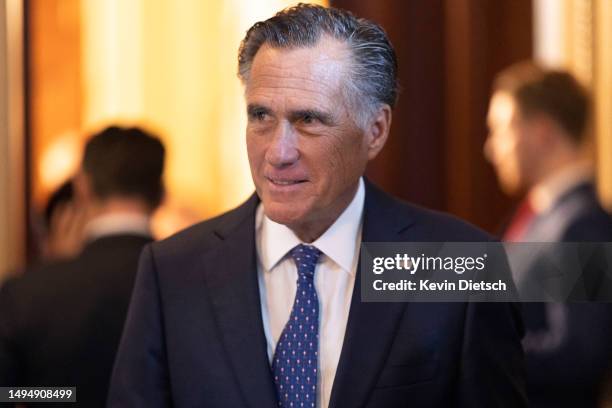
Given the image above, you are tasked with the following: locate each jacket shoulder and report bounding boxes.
[150,194,258,258]
[365,182,492,242]
[558,183,612,241]
[401,201,492,241]
[563,206,612,241]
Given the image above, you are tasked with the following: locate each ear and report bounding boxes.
[73,171,93,205]
[365,104,392,160]
[530,114,558,147]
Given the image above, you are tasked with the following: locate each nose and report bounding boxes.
[265,121,299,167]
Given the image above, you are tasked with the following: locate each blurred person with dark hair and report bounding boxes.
[109,4,526,408]
[485,61,612,408]
[43,179,74,230]
[0,126,165,407]
[39,179,86,260]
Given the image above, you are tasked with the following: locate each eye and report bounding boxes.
[302,113,315,124]
[249,110,268,121]
[247,105,272,123]
[300,113,322,125]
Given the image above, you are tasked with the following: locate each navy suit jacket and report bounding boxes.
[0,234,151,408]
[516,182,612,408]
[109,182,526,407]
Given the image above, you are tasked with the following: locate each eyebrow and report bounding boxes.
[288,109,334,125]
[247,104,272,116]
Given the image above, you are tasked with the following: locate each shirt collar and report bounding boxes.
[84,212,151,242]
[528,161,593,213]
[256,177,365,275]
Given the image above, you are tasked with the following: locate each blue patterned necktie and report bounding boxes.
[272,244,323,408]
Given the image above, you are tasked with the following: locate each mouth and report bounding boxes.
[266,177,308,194]
[265,176,308,187]
[266,177,308,186]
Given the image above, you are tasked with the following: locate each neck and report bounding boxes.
[530,148,585,189]
[87,198,152,222]
[292,220,335,244]
[290,181,360,243]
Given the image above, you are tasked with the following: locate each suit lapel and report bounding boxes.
[202,183,416,408]
[203,195,278,408]
[329,182,414,408]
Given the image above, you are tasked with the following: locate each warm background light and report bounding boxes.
[38,132,81,191]
[533,0,612,209]
[30,0,327,238]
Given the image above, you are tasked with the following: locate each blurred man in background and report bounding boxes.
[485,62,612,408]
[38,179,85,261]
[0,126,165,408]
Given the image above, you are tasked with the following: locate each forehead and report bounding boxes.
[488,91,518,126]
[246,38,351,105]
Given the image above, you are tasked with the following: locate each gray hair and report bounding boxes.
[237,3,398,128]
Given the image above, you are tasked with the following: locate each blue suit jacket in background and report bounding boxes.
[516,182,612,408]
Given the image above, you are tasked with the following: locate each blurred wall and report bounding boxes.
[28,0,83,208]
[332,0,533,233]
[0,0,26,282]
[595,0,612,208]
[26,0,327,246]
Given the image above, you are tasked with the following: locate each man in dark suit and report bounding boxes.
[0,126,165,407]
[109,5,526,407]
[485,62,612,407]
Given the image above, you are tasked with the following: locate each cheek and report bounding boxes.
[491,133,516,162]
[246,136,265,168]
[325,133,367,183]
[328,144,347,181]
[513,135,534,164]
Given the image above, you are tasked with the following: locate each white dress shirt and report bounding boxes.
[84,212,152,242]
[256,178,365,408]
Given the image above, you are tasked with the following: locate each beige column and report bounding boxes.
[533,0,612,210]
[594,0,612,209]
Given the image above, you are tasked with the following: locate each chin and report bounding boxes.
[263,202,307,227]
[499,177,523,197]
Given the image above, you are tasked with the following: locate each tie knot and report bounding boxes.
[289,244,322,278]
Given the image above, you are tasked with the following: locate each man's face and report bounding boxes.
[484,91,540,195]
[245,38,382,240]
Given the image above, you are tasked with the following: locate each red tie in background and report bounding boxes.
[503,199,537,242]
